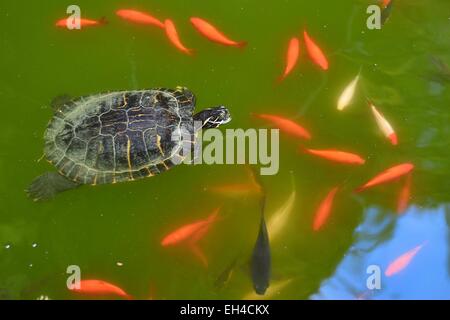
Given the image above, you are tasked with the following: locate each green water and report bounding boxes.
[0,0,449,300]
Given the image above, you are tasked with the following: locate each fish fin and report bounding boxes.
[189,244,208,268]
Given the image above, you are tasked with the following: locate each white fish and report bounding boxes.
[369,101,398,145]
[337,72,360,111]
[267,190,296,242]
[267,174,296,242]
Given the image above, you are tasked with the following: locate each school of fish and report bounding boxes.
[55,3,422,299]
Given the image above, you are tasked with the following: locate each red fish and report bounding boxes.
[397,173,412,214]
[116,9,164,28]
[278,37,300,81]
[253,113,311,140]
[356,163,414,192]
[303,30,329,70]
[70,279,131,299]
[302,148,365,165]
[164,19,193,55]
[313,187,339,231]
[385,242,426,277]
[380,0,391,8]
[190,17,246,47]
[55,17,106,28]
[369,101,398,146]
[161,207,220,246]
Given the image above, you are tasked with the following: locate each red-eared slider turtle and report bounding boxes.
[27,87,231,201]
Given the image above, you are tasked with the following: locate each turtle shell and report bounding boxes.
[44,87,195,185]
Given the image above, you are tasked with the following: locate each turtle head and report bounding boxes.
[194,106,231,129]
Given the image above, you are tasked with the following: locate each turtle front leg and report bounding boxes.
[26,172,80,201]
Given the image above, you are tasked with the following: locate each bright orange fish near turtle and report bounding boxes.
[190,17,246,47]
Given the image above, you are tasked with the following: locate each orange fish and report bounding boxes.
[253,113,311,140]
[385,242,426,277]
[55,17,106,28]
[380,0,391,8]
[116,9,164,28]
[313,187,339,231]
[70,279,131,299]
[278,37,300,81]
[397,173,412,214]
[303,30,329,70]
[302,148,365,165]
[356,163,414,192]
[190,17,246,47]
[161,207,220,246]
[164,19,193,55]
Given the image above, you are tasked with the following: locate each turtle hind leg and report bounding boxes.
[26,172,80,201]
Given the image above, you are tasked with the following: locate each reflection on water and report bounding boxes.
[311,205,450,300]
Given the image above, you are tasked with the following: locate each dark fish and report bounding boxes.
[251,196,271,295]
[430,55,450,82]
[381,0,394,26]
[214,258,238,290]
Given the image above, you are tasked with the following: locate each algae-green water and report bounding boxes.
[0,0,449,299]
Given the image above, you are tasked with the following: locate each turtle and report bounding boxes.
[26,87,231,201]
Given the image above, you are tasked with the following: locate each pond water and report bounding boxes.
[0,0,449,299]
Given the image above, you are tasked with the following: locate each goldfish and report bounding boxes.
[385,242,426,277]
[337,71,360,111]
[267,178,296,241]
[302,148,365,165]
[161,207,220,246]
[190,17,246,47]
[381,0,395,26]
[208,167,262,197]
[188,243,209,267]
[397,173,412,214]
[70,279,131,299]
[115,9,164,28]
[313,187,339,231]
[243,278,292,300]
[278,37,300,81]
[380,0,391,8]
[164,19,192,55]
[253,113,311,140]
[251,197,271,295]
[369,101,398,145]
[303,30,329,70]
[355,162,414,192]
[55,17,106,28]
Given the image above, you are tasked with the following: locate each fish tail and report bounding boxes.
[235,41,247,48]
[99,17,108,25]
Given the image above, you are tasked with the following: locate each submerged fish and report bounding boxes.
[356,162,414,192]
[190,17,246,47]
[208,167,262,197]
[161,207,220,246]
[164,19,193,55]
[381,0,395,26]
[55,17,106,28]
[251,197,271,295]
[302,148,365,165]
[369,101,398,145]
[267,175,296,242]
[303,30,329,70]
[253,113,311,140]
[214,258,238,290]
[70,279,131,299]
[397,173,412,214]
[313,187,339,231]
[278,37,300,81]
[116,9,164,28]
[385,242,426,277]
[337,71,360,111]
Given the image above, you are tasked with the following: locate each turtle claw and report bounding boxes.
[26,172,80,201]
